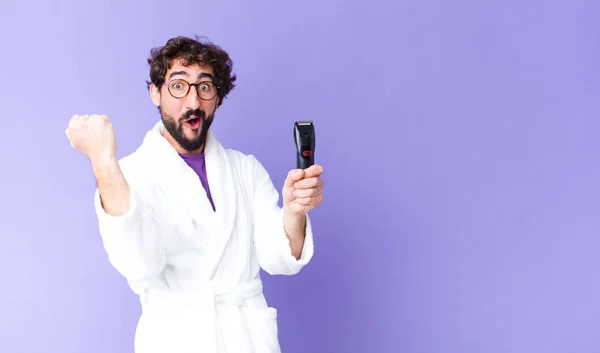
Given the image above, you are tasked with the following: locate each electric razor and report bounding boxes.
[294,121,315,170]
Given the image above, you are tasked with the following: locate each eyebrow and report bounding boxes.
[198,72,214,80]
[168,71,214,81]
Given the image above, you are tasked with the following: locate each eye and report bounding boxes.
[170,81,186,90]
[199,83,210,91]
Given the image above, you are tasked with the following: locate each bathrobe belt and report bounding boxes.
[140,278,264,351]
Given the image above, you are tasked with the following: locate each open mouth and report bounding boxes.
[185,117,201,129]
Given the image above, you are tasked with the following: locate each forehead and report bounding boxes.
[166,59,214,80]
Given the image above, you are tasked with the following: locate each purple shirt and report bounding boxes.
[179,152,216,211]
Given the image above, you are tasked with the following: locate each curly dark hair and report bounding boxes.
[146,35,236,106]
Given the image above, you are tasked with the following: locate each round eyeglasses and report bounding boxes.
[167,79,219,100]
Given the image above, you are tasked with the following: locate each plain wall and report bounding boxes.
[0,0,599,352]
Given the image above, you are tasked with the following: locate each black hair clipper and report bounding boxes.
[294,121,315,170]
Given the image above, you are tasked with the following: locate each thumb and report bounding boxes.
[284,169,304,187]
[65,129,75,148]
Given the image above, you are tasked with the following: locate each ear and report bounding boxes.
[149,83,161,107]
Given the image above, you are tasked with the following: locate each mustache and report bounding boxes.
[180,109,206,122]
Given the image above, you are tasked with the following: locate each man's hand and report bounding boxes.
[65,114,117,166]
[282,164,325,215]
[66,114,131,216]
[281,164,324,259]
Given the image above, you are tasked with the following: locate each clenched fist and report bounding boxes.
[66,114,117,164]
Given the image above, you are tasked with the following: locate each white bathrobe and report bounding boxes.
[93,121,314,353]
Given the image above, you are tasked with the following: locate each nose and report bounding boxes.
[183,85,201,111]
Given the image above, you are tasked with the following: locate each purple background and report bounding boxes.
[1,0,599,352]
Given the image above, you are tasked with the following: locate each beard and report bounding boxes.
[160,107,214,153]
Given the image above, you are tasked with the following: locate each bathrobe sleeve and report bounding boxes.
[249,155,315,275]
[93,160,167,283]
